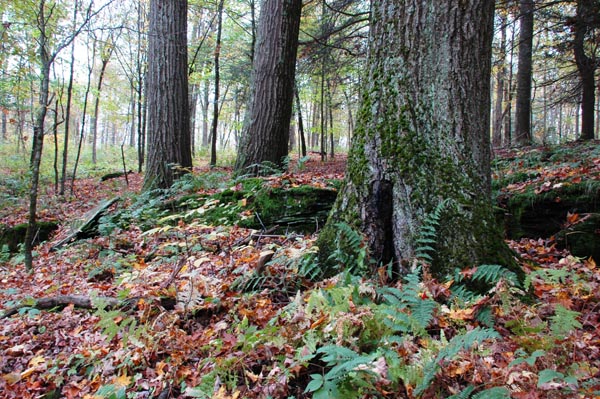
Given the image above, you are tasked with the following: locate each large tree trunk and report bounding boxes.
[514,0,534,146]
[234,0,302,174]
[144,0,192,189]
[573,0,597,141]
[318,1,519,278]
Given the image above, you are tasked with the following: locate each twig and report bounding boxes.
[233,225,280,247]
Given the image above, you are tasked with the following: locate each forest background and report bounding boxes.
[0,0,599,398]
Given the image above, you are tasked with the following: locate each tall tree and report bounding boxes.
[24,0,98,271]
[143,0,192,189]
[234,0,303,174]
[515,0,535,146]
[493,9,508,148]
[90,33,115,164]
[318,1,521,279]
[210,0,224,167]
[572,0,598,140]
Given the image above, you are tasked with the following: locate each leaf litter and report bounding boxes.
[0,150,599,398]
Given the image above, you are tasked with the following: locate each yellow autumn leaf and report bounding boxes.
[193,257,211,267]
[2,372,21,384]
[20,367,37,379]
[113,374,131,388]
[28,355,46,368]
[212,386,241,399]
[448,307,475,321]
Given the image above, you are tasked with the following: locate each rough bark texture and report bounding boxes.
[493,12,507,148]
[318,1,519,278]
[144,0,192,190]
[515,0,534,146]
[210,0,224,167]
[573,0,598,141]
[234,0,302,174]
[24,0,52,271]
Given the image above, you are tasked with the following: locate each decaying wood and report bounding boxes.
[51,197,120,250]
[0,294,134,319]
[100,170,131,181]
[160,257,188,289]
[233,225,280,247]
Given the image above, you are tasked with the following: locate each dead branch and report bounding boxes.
[1,294,134,319]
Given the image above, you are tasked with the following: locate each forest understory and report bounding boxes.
[1,143,600,399]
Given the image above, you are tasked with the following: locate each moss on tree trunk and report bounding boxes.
[317,2,523,281]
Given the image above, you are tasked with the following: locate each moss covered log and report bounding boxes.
[0,221,58,253]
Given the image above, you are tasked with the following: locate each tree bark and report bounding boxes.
[573,0,598,141]
[60,8,78,196]
[493,11,507,148]
[90,53,111,165]
[234,0,303,174]
[294,84,307,157]
[24,1,52,271]
[318,1,520,279]
[210,0,224,167]
[514,0,534,146]
[144,0,192,189]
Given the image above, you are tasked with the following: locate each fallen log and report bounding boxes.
[51,197,120,250]
[0,294,132,319]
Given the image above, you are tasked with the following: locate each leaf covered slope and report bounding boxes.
[1,149,600,398]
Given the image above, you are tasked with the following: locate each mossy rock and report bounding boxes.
[0,221,59,253]
[556,213,600,261]
[199,184,337,233]
[499,181,600,259]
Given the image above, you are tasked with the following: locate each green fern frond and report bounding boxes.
[471,387,511,399]
[416,327,500,395]
[447,386,475,399]
[472,264,520,287]
[550,304,582,338]
[328,222,369,275]
[415,199,454,263]
[378,269,438,335]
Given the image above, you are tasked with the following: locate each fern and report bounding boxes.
[472,387,511,399]
[416,327,500,395]
[550,304,582,339]
[328,222,369,276]
[306,346,379,398]
[471,264,520,287]
[524,268,570,291]
[447,386,475,399]
[415,199,453,262]
[379,269,438,336]
[298,253,322,280]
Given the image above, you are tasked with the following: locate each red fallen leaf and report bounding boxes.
[534,283,555,298]
[513,392,541,399]
[460,267,477,279]
[222,332,238,347]
[585,258,596,270]
[535,181,552,194]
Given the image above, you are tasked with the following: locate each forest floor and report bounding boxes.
[1,144,600,398]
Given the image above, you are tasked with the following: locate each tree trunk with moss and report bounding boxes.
[318,1,521,279]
